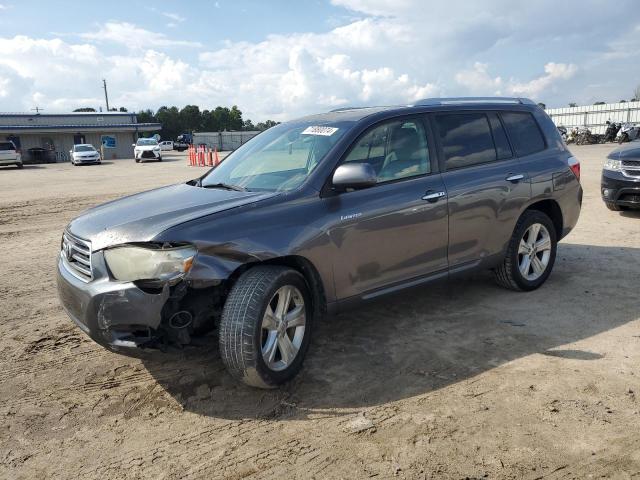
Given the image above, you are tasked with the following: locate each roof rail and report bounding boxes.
[328,106,377,113]
[414,97,537,106]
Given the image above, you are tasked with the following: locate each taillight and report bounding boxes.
[568,156,580,181]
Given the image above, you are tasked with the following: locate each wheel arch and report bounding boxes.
[227,255,328,317]
[523,199,563,240]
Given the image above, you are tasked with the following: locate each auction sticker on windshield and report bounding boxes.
[301,126,339,136]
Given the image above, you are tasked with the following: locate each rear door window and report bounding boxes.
[488,113,513,160]
[500,112,546,157]
[434,113,496,170]
[0,142,15,151]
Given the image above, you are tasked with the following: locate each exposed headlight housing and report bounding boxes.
[604,158,622,172]
[104,244,196,283]
[153,147,160,151]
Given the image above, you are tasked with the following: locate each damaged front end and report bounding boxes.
[57,237,228,353]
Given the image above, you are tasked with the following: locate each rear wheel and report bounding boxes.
[16,163,23,169]
[219,266,313,388]
[494,210,557,291]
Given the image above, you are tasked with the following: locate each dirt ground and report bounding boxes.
[1,146,639,479]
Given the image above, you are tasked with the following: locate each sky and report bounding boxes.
[0,0,639,122]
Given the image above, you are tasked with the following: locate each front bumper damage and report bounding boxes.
[57,251,171,352]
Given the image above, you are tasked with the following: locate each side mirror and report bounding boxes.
[132,143,136,147]
[332,163,377,191]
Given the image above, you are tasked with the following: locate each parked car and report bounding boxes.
[57,97,582,388]
[70,144,101,165]
[159,140,174,151]
[0,140,22,169]
[602,141,640,211]
[133,138,162,162]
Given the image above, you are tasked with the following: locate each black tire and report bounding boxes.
[135,158,140,163]
[219,266,313,388]
[16,163,23,169]
[605,202,625,212]
[494,210,557,292]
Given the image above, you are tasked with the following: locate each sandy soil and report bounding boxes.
[1,146,639,479]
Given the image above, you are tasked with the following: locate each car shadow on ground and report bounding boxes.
[0,164,45,170]
[620,209,640,219]
[141,243,639,420]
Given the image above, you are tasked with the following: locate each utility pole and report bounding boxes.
[102,79,110,111]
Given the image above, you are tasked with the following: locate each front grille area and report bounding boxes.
[141,150,156,158]
[622,160,640,177]
[620,193,640,203]
[61,232,93,281]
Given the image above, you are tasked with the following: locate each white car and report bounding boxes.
[70,144,101,165]
[0,141,22,169]
[133,138,162,162]
[159,140,174,151]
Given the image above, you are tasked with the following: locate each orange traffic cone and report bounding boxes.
[214,146,220,166]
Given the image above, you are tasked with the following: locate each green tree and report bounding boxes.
[568,102,578,107]
[256,120,279,131]
[73,107,96,112]
[180,105,202,132]
[156,106,181,141]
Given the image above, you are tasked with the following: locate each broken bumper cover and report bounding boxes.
[56,250,169,352]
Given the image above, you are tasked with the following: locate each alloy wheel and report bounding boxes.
[261,285,306,371]
[518,223,552,281]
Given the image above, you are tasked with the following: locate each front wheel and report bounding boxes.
[219,266,313,388]
[494,210,557,291]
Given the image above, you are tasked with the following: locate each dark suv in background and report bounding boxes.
[57,97,582,388]
[602,141,640,211]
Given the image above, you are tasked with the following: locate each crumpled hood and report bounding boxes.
[67,183,278,251]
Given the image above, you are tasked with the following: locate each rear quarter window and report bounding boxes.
[501,111,546,157]
[0,142,15,151]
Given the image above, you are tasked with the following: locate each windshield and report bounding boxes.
[137,139,158,146]
[201,121,351,191]
[75,145,95,152]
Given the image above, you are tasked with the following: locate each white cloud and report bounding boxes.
[455,63,503,94]
[455,62,577,99]
[0,1,638,118]
[79,22,201,49]
[508,62,578,98]
[162,12,185,23]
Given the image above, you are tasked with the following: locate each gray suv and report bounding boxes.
[57,97,582,388]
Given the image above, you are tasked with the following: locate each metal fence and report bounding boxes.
[546,101,640,134]
[193,131,261,151]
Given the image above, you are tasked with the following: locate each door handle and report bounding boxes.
[422,191,447,202]
[506,174,525,182]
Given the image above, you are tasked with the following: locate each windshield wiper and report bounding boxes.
[202,182,247,192]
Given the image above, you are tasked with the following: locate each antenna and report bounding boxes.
[31,106,43,113]
[103,79,110,111]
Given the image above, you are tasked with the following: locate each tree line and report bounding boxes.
[136,105,278,141]
[73,105,279,141]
